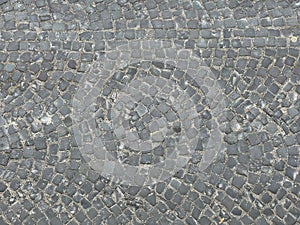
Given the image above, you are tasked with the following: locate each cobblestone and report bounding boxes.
[0,0,299,224]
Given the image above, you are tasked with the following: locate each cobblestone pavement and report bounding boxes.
[0,0,299,224]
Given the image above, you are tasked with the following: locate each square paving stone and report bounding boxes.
[34,137,47,150]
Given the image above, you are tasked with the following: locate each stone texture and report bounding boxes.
[0,1,298,224]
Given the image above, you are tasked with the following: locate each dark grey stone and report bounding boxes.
[0,182,7,192]
[68,60,77,69]
[285,56,295,66]
[34,137,47,150]
[4,64,15,72]
[140,154,152,164]
[7,42,19,51]
[146,193,156,206]
[285,167,297,180]
[81,53,94,62]
[198,216,211,225]
[37,72,48,82]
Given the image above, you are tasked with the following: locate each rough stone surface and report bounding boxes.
[0,0,298,224]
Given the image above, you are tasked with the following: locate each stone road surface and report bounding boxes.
[0,0,299,225]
